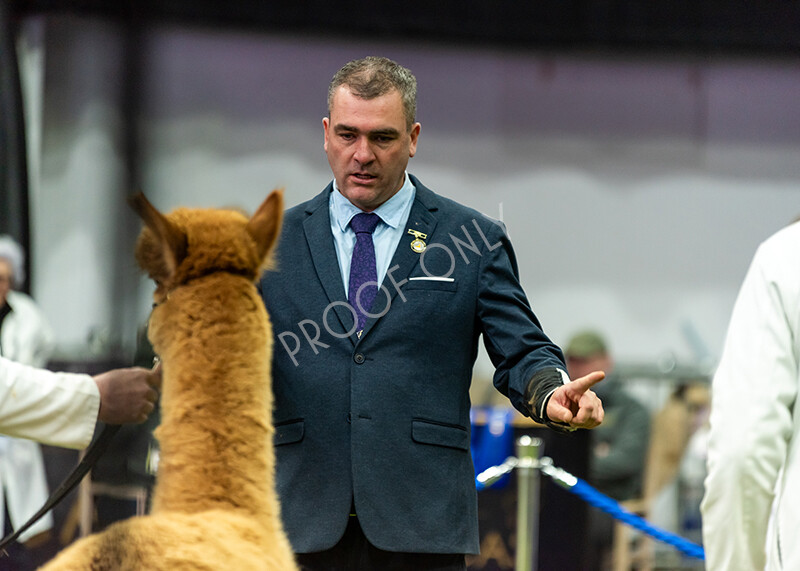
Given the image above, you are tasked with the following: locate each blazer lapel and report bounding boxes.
[302,186,357,343]
[358,180,439,341]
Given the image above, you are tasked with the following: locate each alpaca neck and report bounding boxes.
[148,276,279,525]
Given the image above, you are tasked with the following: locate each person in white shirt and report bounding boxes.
[701,220,800,570]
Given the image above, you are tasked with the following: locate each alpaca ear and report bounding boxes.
[128,192,188,280]
[247,189,284,264]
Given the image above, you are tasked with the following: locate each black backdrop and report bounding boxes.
[1,0,30,293]
[10,0,800,55]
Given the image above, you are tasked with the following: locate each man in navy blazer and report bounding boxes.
[259,56,605,570]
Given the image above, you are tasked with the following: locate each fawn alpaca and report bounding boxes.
[41,190,297,570]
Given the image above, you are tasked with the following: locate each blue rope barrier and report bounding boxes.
[476,458,705,561]
[475,457,517,491]
[567,478,705,561]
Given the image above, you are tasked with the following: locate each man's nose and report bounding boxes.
[353,137,375,164]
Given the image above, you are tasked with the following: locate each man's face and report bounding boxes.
[323,86,420,212]
[0,259,12,305]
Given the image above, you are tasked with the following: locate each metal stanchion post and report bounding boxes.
[515,436,542,571]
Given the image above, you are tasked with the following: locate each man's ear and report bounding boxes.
[246,189,284,265]
[322,117,330,152]
[128,192,187,280]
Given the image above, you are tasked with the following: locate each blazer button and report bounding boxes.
[354,353,365,364]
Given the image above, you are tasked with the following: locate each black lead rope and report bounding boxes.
[0,423,121,555]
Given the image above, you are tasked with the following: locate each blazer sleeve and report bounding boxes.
[474,218,567,420]
[0,356,100,449]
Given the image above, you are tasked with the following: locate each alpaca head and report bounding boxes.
[129,190,283,306]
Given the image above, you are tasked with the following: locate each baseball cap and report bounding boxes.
[565,330,608,359]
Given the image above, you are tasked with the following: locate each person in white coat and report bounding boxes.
[701,220,800,570]
[0,236,161,569]
[0,236,59,568]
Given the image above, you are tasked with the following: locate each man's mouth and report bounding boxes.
[351,172,377,182]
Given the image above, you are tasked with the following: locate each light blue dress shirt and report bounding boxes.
[329,173,416,296]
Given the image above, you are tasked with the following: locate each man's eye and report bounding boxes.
[340,133,355,141]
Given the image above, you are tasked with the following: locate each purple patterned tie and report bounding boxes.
[348,212,381,335]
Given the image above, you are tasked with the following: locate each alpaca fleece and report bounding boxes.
[41,191,297,570]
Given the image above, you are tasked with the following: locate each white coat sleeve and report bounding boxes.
[0,356,100,449]
[701,240,798,571]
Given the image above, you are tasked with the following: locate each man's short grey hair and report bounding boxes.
[327,56,417,131]
[0,235,24,288]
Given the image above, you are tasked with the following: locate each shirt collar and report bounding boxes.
[331,173,415,232]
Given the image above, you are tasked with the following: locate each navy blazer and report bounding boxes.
[259,176,566,554]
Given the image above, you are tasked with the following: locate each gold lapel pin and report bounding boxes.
[407,229,428,253]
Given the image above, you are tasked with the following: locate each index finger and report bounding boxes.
[567,370,605,394]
